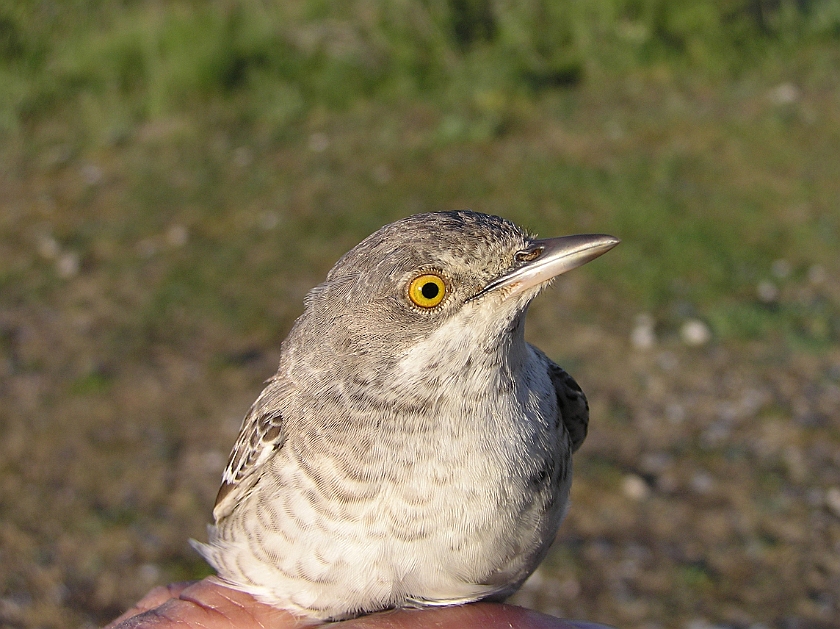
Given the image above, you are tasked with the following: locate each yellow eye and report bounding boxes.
[408,274,446,308]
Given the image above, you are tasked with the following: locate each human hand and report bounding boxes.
[105,578,614,629]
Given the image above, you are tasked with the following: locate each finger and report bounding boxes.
[104,582,196,627]
[105,578,303,629]
[336,602,617,629]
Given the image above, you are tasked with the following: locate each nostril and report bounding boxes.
[515,246,544,263]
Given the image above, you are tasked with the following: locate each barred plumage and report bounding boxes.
[192,211,618,621]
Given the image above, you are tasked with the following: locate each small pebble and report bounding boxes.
[308,132,329,152]
[666,403,685,423]
[260,212,280,230]
[137,239,158,258]
[690,472,714,495]
[48,583,68,605]
[641,451,673,473]
[622,474,651,500]
[631,313,656,350]
[56,252,80,278]
[232,146,253,168]
[681,319,711,346]
[166,224,189,247]
[81,163,103,186]
[605,120,624,140]
[825,487,840,518]
[757,281,779,303]
[36,234,60,260]
[771,259,792,279]
[139,563,161,583]
[808,264,826,285]
[768,82,799,106]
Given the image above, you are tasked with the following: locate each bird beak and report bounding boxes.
[470,234,620,301]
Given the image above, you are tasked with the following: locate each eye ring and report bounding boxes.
[408,274,447,308]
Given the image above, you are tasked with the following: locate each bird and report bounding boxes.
[192,210,619,621]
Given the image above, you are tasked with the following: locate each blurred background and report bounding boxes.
[1,1,839,628]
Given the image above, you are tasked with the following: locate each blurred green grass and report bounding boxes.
[3,0,839,347]
[2,2,840,628]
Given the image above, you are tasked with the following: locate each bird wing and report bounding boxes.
[532,347,590,452]
[212,379,288,521]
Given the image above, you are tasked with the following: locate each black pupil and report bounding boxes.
[421,282,440,300]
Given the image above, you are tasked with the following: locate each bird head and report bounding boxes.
[288,211,618,377]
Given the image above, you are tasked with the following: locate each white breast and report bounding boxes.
[202,308,569,619]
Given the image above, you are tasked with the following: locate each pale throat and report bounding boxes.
[395,300,532,391]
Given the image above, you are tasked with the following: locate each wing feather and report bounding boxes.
[549,361,589,452]
[212,379,288,520]
[531,346,590,452]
